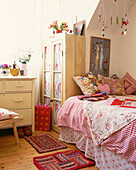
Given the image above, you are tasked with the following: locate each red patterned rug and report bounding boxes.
[25,133,67,153]
[33,149,95,170]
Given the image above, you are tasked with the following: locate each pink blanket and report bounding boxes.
[57,96,136,163]
[57,96,92,138]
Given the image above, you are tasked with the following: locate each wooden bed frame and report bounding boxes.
[0,116,23,144]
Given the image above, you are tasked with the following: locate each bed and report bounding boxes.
[57,95,136,170]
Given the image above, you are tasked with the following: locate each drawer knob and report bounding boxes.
[15,84,24,87]
[14,98,23,102]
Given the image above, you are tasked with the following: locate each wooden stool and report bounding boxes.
[0,116,23,144]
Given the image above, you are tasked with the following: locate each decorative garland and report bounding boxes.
[98,0,133,37]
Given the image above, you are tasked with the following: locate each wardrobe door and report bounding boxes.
[51,40,62,132]
[43,45,52,105]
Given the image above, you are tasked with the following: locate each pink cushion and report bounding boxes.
[123,72,136,95]
[98,84,110,95]
[0,108,18,120]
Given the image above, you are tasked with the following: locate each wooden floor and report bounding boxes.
[0,130,98,170]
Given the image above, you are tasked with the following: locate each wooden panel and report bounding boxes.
[0,81,2,93]
[15,109,32,127]
[75,35,85,95]
[65,34,76,100]
[0,115,23,129]
[75,35,85,75]
[0,93,31,109]
[5,80,32,92]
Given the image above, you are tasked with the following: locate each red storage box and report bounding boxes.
[35,104,52,131]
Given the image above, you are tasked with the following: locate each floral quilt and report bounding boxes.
[83,99,136,147]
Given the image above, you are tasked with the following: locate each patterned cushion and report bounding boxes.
[0,108,18,120]
[123,72,136,95]
[98,84,110,95]
[110,74,119,79]
[73,72,98,95]
[97,74,126,95]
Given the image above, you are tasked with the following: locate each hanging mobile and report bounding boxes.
[116,0,119,24]
[102,21,105,37]
[98,14,101,22]
[116,16,118,24]
[98,3,104,22]
[110,1,113,25]
[110,17,112,25]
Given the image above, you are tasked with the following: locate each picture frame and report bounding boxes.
[73,20,85,35]
[90,36,111,76]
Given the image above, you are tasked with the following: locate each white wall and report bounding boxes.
[0,0,34,63]
[111,2,136,79]
[61,0,99,28]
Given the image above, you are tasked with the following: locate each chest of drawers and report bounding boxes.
[0,76,36,132]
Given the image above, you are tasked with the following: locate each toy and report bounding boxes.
[121,14,129,35]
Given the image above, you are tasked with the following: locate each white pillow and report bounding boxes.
[0,108,18,120]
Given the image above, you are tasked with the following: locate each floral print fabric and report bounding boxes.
[44,72,51,96]
[54,73,61,99]
[97,74,126,95]
[73,72,98,95]
[0,108,18,120]
[54,101,61,125]
[54,43,62,71]
[83,99,136,147]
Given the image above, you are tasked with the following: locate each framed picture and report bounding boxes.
[73,20,85,35]
[90,36,111,76]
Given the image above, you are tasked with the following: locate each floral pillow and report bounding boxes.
[97,74,126,95]
[0,108,18,120]
[123,72,136,95]
[73,72,98,95]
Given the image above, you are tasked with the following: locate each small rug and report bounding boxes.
[25,133,67,153]
[33,149,95,170]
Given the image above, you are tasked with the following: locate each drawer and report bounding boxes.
[14,109,32,127]
[0,93,31,109]
[0,81,2,93]
[5,80,32,92]
[0,109,32,129]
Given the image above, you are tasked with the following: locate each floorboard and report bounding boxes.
[0,130,98,170]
